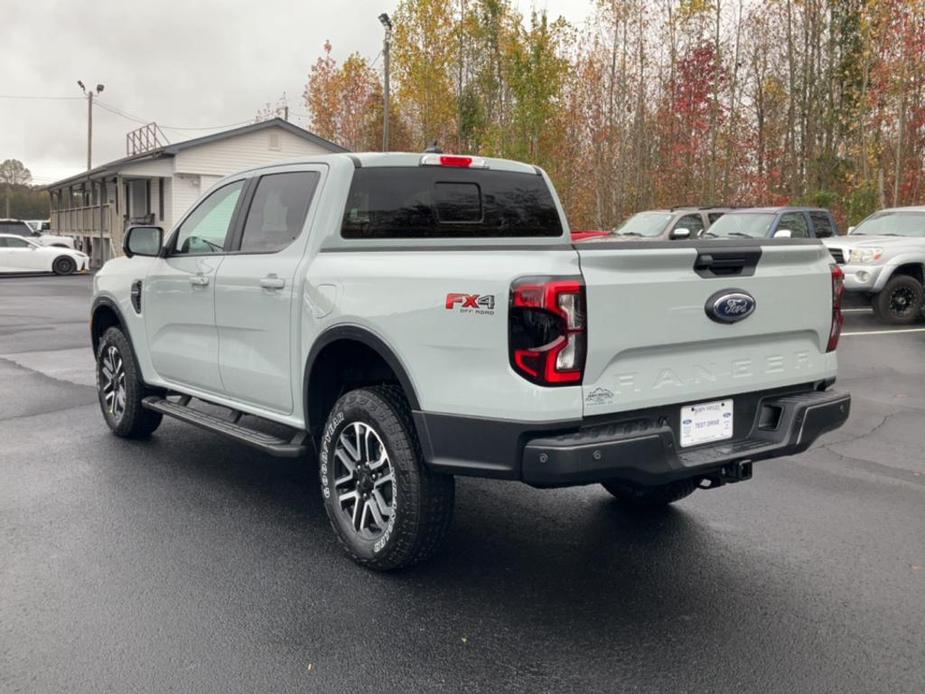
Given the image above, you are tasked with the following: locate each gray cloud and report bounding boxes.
[1,0,590,184]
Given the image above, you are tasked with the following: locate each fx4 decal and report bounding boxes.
[445,293,496,315]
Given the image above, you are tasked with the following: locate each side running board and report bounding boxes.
[141,395,308,458]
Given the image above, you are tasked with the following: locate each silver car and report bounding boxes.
[824,206,925,324]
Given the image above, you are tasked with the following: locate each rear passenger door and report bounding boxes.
[213,168,323,413]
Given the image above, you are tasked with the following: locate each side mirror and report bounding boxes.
[773,228,792,239]
[847,226,855,234]
[670,227,692,239]
[124,225,163,258]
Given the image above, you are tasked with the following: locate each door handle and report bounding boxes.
[189,274,209,287]
[259,275,286,290]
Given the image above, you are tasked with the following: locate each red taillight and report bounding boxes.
[509,277,586,386]
[439,155,472,168]
[827,263,845,352]
[420,153,488,169]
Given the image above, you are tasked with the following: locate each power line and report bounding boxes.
[0,94,84,101]
[95,98,254,132]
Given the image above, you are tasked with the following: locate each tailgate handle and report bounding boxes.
[694,248,761,277]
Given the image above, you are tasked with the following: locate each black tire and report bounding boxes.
[872,275,924,325]
[601,478,697,509]
[52,255,76,275]
[96,327,162,438]
[319,385,455,571]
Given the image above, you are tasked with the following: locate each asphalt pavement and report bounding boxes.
[1,274,924,693]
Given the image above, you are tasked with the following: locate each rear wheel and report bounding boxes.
[872,275,924,325]
[319,386,455,571]
[52,256,76,275]
[601,478,697,509]
[96,327,162,438]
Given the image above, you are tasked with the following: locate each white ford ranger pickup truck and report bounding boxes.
[91,152,851,570]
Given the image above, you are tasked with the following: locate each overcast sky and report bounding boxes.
[1,0,592,185]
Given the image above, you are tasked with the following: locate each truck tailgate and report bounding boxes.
[576,241,838,417]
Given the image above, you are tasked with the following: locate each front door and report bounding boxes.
[214,169,323,413]
[144,179,246,394]
[0,236,47,271]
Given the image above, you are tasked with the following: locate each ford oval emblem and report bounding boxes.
[705,290,757,324]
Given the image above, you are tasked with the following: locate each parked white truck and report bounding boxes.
[90,152,850,570]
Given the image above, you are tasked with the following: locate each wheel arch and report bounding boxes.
[888,262,925,285]
[304,326,421,437]
[90,297,127,353]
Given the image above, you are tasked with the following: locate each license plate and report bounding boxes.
[679,399,733,448]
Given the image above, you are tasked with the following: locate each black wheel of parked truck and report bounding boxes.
[319,385,455,571]
[601,478,697,509]
[872,275,924,325]
[96,327,163,438]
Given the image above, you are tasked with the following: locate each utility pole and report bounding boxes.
[379,13,393,151]
[78,81,104,169]
[78,81,105,266]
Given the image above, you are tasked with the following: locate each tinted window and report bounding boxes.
[674,214,705,236]
[778,212,810,238]
[0,221,32,236]
[240,172,320,253]
[341,168,562,239]
[174,180,245,255]
[809,212,835,237]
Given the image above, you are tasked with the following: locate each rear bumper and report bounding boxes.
[414,386,850,488]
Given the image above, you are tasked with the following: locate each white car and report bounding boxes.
[0,233,89,274]
[0,219,75,249]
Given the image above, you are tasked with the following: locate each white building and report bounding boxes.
[47,118,347,265]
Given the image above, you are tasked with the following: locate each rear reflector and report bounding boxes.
[420,154,488,169]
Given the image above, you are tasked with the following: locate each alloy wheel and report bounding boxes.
[100,345,126,422]
[333,421,396,540]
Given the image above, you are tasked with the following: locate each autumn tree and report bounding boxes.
[0,159,32,218]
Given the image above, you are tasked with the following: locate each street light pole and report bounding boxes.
[78,81,105,266]
[379,13,393,152]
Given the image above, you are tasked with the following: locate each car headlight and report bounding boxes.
[849,247,883,264]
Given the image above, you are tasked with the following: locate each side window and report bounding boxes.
[173,180,245,255]
[778,212,810,238]
[674,214,705,236]
[809,211,835,238]
[0,237,30,248]
[239,172,320,253]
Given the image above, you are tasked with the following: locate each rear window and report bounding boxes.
[341,167,562,239]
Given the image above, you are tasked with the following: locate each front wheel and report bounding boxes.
[319,386,455,571]
[52,255,76,275]
[872,275,924,325]
[96,327,162,438]
[601,478,697,509]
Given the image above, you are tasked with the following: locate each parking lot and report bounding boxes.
[2,273,924,693]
